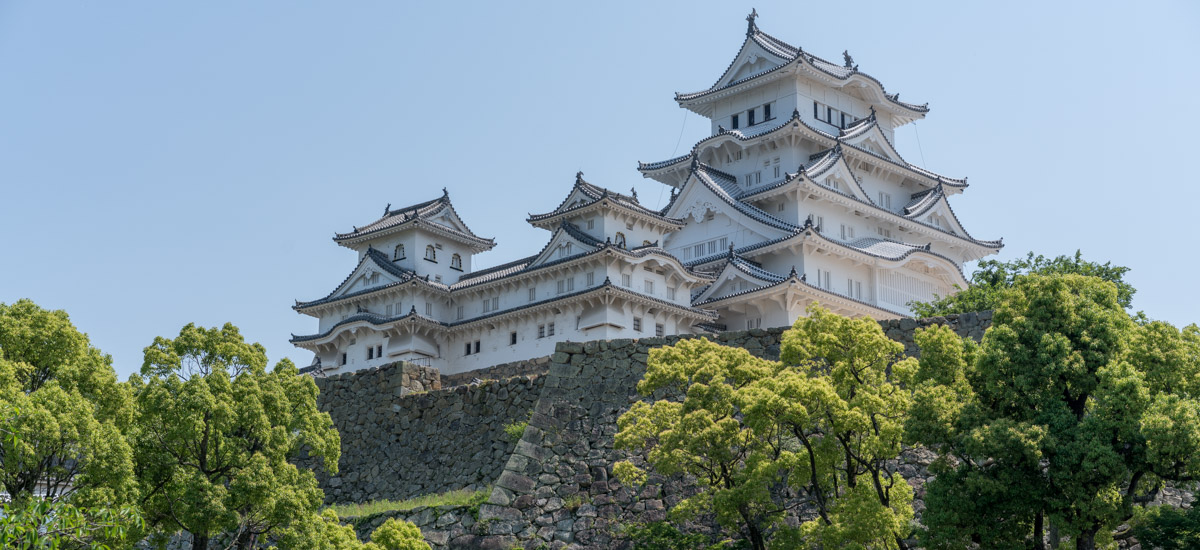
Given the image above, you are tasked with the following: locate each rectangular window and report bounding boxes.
[730,114,739,129]
[456,306,463,320]
[878,192,892,209]
[529,287,536,302]
[633,317,642,332]
[394,302,402,314]
[622,273,632,287]
[482,299,490,313]
[734,150,742,161]
[537,324,545,338]
[378,345,383,358]
[748,108,756,126]
[566,279,574,292]
[508,332,517,345]
[367,347,374,360]
[856,281,863,299]
[435,275,442,283]
[547,322,555,336]
[744,174,753,187]
[708,240,717,254]
[763,103,771,120]
[465,343,472,356]
[556,280,565,294]
[655,323,665,337]
[425,302,432,316]
[340,353,347,365]
[587,218,595,230]
[778,202,785,212]
[876,227,892,239]
[667,287,676,300]
[774,166,780,178]
[586,272,594,286]
[815,215,824,232]
[754,171,762,184]
[386,304,393,316]
[492,297,499,311]
[474,341,480,353]
[840,224,855,240]
[644,280,654,294]
[746,318,762,330]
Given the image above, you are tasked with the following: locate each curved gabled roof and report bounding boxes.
[294,247,416,310]
[661,161,802,234]
[674,12,928,116]
[291,278,718,344]
[333,190,496,251]
[690,263,906,318]
[527,172,685,229]
[638,109,967,190]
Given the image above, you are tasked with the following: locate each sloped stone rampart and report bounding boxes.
[311,365,544,504]
[472,314,991,549]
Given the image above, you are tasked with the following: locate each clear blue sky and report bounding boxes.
[2,1,1197,381]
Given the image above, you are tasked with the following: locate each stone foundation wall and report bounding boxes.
[441,355,553,387]
[313,372,544,504]
[471,314,990,549]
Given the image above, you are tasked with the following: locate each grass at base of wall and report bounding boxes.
[328,487,491,518]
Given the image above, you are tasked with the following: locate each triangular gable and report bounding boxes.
[907,194,970,237]
[693,258,784,303]
[664,167,796,241]
[711,36,791,91]
[525,224,602,268]
[322,251,412,303]
[841,120,904,163]
[423,203,475,236]
[808,151,872,203]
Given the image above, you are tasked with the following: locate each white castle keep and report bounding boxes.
[291,12,1001,375]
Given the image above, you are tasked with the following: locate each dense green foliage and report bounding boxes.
[909,251,1135,316]
[906,274,1200,549]
[276,510,428,550]
[620,521,723,549]
[326,487,490,518]
[1130,505,1200,549]
[131,323,341,550]
[615,305,918,549]
[0,301,140,549]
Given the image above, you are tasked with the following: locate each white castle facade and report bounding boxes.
[291,13,1001,375]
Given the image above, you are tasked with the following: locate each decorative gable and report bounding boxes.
[525,224,602,268]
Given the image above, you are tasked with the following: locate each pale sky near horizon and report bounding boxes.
[2,1,1197,381]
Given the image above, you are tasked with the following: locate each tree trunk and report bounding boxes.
[236,528,256,550]
[1075,527,1096,550]
[744,519,766,550]
[191,533,209,550]
[1034,510,1044,550]
[1049,522,1060,549]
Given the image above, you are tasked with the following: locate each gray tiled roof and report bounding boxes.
[333,190,495,248]
[295,248,416,309]
[528,173,684,227]
[675,18,928,115]
[291,278,717,343]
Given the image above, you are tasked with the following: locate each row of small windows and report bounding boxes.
[393,243,462,270]
[814,100,858,129]
[729,102,775,130]
[812,268,865,299]
[680,236,729,260]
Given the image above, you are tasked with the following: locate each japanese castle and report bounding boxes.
[291,12,1002,375]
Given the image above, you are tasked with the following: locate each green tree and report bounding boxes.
[906,274,1200,550]
[909,251,1135,317]
[274,511,428,550]
[131,322,340,550]
[614,337,781,550]
[761,305,917,549]
[615,305,918,549]
[0,300,139,548]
